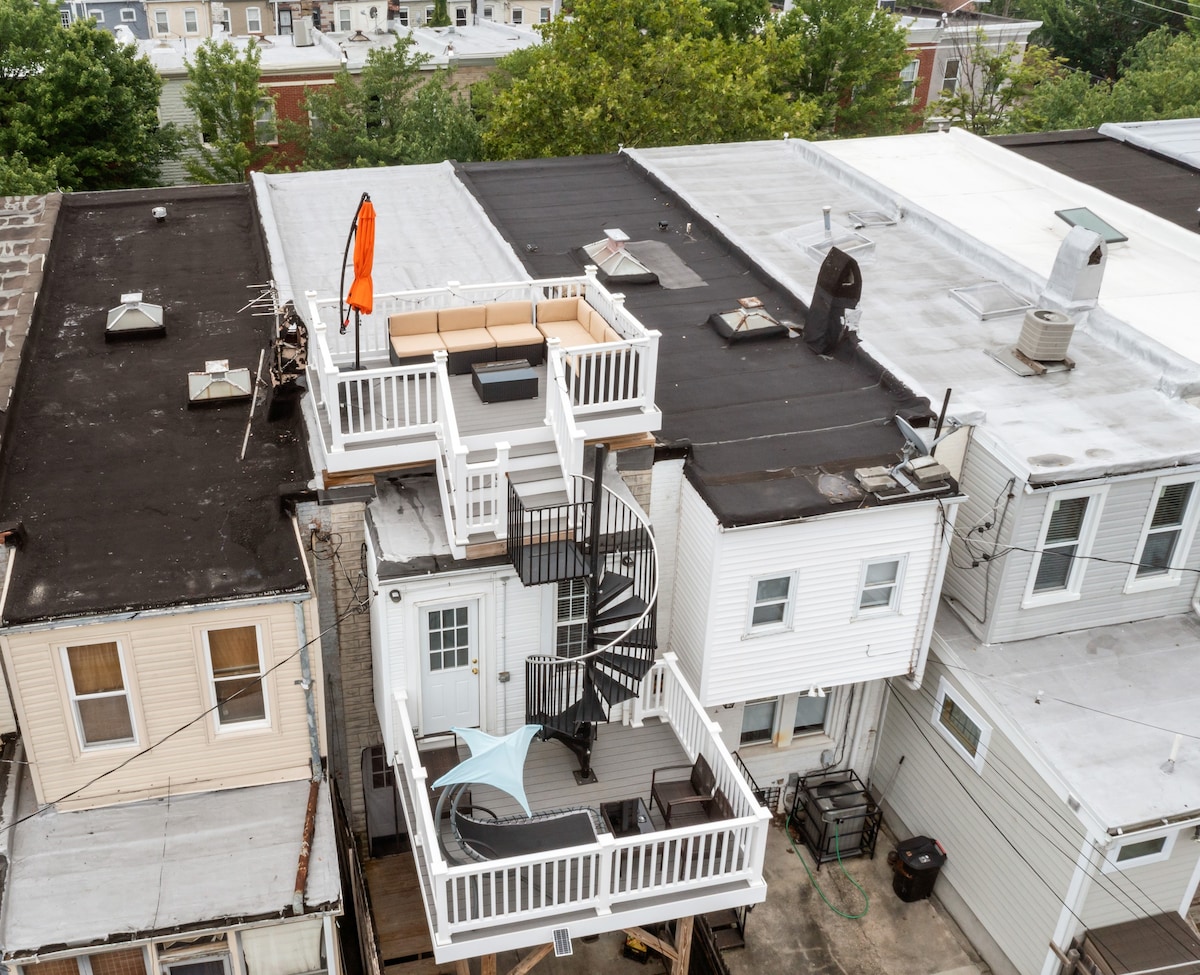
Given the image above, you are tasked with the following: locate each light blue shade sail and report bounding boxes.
[431,724,541,816]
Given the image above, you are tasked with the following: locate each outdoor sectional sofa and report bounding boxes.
[387,296,623,374]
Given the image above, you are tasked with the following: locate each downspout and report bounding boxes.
[907,498,960,691]
[294,601,323,782]
[291,777,321,915]
[500,576,509,735]
[291,516,323,782]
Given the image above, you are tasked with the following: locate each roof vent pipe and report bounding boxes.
[822,206,832,239]
[1038,226,1106,312]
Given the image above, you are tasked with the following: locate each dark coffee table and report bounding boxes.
[601,797,655,838]
[471,359,538,403]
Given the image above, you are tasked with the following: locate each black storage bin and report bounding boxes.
[892,835,946,902]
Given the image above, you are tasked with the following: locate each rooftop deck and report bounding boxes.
[384,655,771,963]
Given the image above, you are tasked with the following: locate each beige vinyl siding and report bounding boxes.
[0,657,16,735]
[666,477,720,696]
[877,659,1085,975]
[4,598,320,811]
[941,437,1022,643]
[988,472,1200,644]
[699,495,946,707]
[1080,825,1200,928]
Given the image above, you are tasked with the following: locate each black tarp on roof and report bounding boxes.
[458,154,934,527]
[0,186,311,625]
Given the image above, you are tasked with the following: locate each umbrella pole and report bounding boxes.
[338,191,370,340]
[354,308,361,371]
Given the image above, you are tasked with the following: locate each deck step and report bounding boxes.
[712,927,745,951]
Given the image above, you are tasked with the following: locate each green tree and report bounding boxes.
[476,0,817,159]
[777,0,912,137]
[181,39,274,183]
[1006,27,1200,132]
[701,0,770,40]
[1002,0,1183,82]
[430,0,451,26]
[931,31,1064,135]
[0,0,175,194]
[283,40,482,169]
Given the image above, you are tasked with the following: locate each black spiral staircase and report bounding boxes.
[508,446,658,784]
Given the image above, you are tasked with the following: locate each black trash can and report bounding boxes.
[892,835,946,902]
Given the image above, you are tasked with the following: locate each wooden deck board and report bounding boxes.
[364,853,436,964]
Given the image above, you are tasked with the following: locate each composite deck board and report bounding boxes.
[364,853,435,963]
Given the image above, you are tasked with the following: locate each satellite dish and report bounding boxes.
[894,415,930,457]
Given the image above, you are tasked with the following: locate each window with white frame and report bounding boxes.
[61,10,71,27]
[1026,488,1106,603]
[899,58,919,103]
[1102,829,1177,873]
[793,693,828,736]
[455,6,467,24]
[1127,477,1198,590]
[482,4,493,17]
[511,6,522,22]
[254,97,277,145]
[121,8,136,21]
[940,57,960,95]
[424,5,434,21]
[746,573,796,632]
[857,557,905,614]
[932,677,990,773]
[740,698,777,745]
[539,5,550,20]
[63,641,136,748]
[154,8,169,32]
[397,7,409,24]
[555,578,589,658]
[339,6,352,29]
[204,625,267,727]
[246,6,262,31]
[183,7,198,32]
[89,8,105,22]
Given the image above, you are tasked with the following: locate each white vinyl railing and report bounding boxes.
[388,658,769,946]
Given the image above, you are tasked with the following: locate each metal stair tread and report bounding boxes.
[596,648,655,679]
[588,667,636,708]
[594,594,649,627]
[594,572,634,610]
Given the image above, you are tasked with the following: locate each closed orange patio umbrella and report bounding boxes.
[340,192,375,370]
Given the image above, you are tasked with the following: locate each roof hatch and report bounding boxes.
[105,292,164,340]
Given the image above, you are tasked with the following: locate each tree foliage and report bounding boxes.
[474,0,818,160]
[1001,0,1185,82]
[700,0,770,40]
[283,41,482,170]
[430,0,451,26]
[931,30,1064,135]
[0,0,175,194]
[1004,27,1200,132]
[777,0,912,137]
[181,39,274,184]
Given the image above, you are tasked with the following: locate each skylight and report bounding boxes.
[949,281,1032,320]
[1055,207,1128,244]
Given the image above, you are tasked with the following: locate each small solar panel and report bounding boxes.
[552,928,573,957]
[1055,207,1128,243]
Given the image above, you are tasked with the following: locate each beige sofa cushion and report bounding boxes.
[487,322,542,348]
[438,306,487,332]
[391,332,446,357]
[586,309,621,344]
[536,297,586,324]
[486,301,533,327]
[538,320,593,347]
[440,327,495,353]
[390,310,439,336]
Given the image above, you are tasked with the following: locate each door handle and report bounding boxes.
[472,667,479,675]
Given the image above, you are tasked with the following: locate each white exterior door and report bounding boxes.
[420,601,480,734]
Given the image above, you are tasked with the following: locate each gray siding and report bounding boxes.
[158,78,194,186]
[941,435,1022,643]
[1080,826,1200,929]
[876,658,1085,975]
[988,473,1200,643]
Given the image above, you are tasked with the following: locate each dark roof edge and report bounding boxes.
[0,584,312,631]
[990,128,1104,148]
[59,183,250,210]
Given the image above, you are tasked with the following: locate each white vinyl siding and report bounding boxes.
[1,599,321,811]
[674,478,945,708]
[986,470,1200,643]
[876,659,1083,975]
[1126,475,1199,592]
[1081,822,1200,927]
